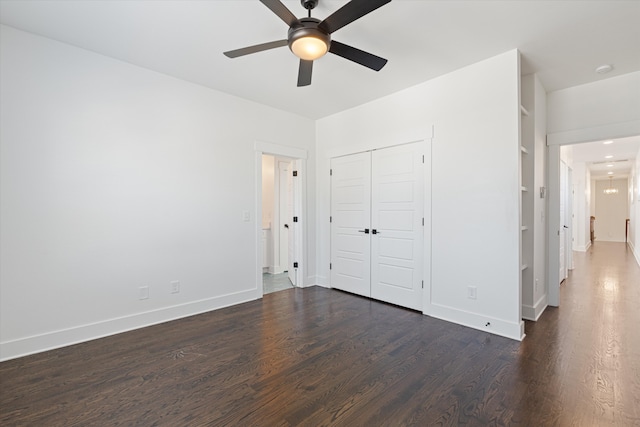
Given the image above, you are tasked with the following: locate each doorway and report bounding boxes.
[548,135,640,306]
[255,142,307,298]
[262,155,296,294]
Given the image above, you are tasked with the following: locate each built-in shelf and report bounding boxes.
[521,264,528,271]
[520,105,530,116]
[521,186,528,192]
[521,146,529,154]
[521,226,528,231]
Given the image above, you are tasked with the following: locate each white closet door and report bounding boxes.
[371,143,424,310]
[330,152,372,297]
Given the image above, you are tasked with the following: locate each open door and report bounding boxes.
[256,142,307,298]
[559,161,567,284]
[287,161,297,286]
[277,160,289,274]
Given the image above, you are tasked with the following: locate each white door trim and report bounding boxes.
[255,141,307,300]
[547,144,560,306]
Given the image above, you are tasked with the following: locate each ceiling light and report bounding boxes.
[595,64,613,74]
[604,176,618,195]
[608,171,614,175]
[288,20,330,61]
[605,155,613,159]
[603,140,614,145]
[291,36,329,60]
[607,164,614,167]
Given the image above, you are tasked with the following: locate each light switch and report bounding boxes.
[242,210,250,222]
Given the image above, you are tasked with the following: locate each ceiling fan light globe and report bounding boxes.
[291,36,328,60]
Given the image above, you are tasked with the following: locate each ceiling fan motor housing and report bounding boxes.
[287,17,331,52]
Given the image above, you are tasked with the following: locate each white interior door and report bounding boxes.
[286,162,296,286]
[277,160,289,274]
[566,168,574,271]
[559,161,567,283]
[370,143,424,310]
[330,152,372,297]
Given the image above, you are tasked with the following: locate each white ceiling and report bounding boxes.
[1,0,639,170]
[1,0,639,120]
[568,136,640,180]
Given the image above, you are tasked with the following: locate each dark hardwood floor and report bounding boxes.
[1,242,639,426]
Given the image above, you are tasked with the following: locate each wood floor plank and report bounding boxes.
[1,242,639,426]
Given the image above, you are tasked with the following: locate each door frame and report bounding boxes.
[255,141,308,299]
[547,122,640,307]
[326,129,433,314]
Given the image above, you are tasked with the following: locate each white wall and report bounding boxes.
[547,72,640,145]
[0,26,316,360]
[261,155,275,229]
[317,50,524,340]
[594,179,628,242]
[631,150,640,264]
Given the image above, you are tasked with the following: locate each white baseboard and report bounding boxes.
[424,303,525,341]
[596,238,626,243]
[301,275,330,288]
[0,289,257,362]
[630,241,640,267]
[522,294,548,321]
[574,241,591,252]
[311,275,330,288]
[268,266,285,274]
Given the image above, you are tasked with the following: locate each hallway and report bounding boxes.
[521,241,640,424]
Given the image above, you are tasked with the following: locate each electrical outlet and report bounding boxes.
[139,286,149,300]
[467,286,477,300]
[170,281,180,294]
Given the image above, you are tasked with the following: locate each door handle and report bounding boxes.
[358,229,370,234]
[372,229,380,234]
[563,225,569,229]
[284,224,289,229]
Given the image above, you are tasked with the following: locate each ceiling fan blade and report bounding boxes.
[329,40,387,71]
[260,0,299,27]
[223,40,288,58]
[297,60,313,87]
[318,0,391,34]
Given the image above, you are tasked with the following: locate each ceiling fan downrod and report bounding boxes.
[301,0,318,17]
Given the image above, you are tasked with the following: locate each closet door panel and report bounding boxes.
[330,152,372,297]
[371,143,424,310]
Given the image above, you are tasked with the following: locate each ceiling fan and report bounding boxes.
[223,0,391,87]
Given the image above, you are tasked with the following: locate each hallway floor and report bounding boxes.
[262,272,293,294]
[523,241,640,425]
